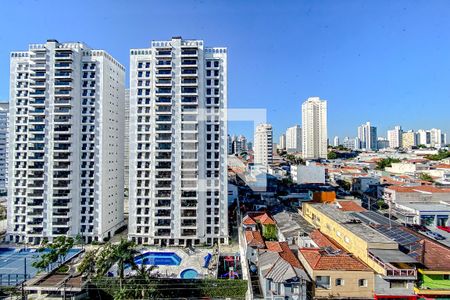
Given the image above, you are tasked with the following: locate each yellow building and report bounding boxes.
[301,203,418,299]
[402,131,417,149]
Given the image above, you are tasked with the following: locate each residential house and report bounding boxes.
[258,241,310,300]
[298,230,375,299]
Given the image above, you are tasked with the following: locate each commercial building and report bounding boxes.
[0,102,8,194]
[7,40,125,244]
[254,123,273,166]
[358,122,378,151]
[301,97,327,159]
[286,125,302,153]
[128,37,228,246]
[387,125,403,149]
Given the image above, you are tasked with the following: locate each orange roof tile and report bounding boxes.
[299,248,371,271]
[434,164,450,169]
[245,230,265,248]
[265,241,302,269]
[309,230,339,250]
[242,212,276,225]
[387,185,450,193]
[338,201,366,212]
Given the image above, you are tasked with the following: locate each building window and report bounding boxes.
[316,276,330,289]
[335,278,344,286]
[358,279,368,287]
[389,281,406,288]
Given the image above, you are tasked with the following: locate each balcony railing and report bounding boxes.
[368,251,417,278]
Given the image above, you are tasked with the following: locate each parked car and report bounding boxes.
[437,226,450,233]
[425,231,446,240]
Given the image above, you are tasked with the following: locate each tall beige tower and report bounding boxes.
[301,97,327,159]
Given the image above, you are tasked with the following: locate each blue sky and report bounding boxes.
[1,0,450,141]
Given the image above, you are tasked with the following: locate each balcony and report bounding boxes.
[55,52,72,60]
[55,72,72,78]
[181,60,197,66]
[55,62,72,69]
[368,250,417,279]
[155,210,171,217]
[156,50,172,57]
[181,49,198,56]
[155,219,171,227]
[156,88,172,95]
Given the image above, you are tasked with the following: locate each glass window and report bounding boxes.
[358,279,368,287]
[335,278,344,286]
[316,276,330,289]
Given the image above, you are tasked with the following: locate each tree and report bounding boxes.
[32,236,74,272]
[327,151,338,159]
[425,150,450,161]
[375,157,401,170]
[419,173,434,182]
[262,224,277,241]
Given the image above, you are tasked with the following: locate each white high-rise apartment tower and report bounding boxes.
[7,40,125,244]
[128,37,228,246]
[254,124,273,166]
[358,122,378,151]
[0,102,8,194]
[301,97,327,159]
[278,134,286,151]
[333,136,339,147]
[286,125,302,153]
[387,125,403,149]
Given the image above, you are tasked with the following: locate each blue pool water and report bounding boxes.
[134,252,182,266]
[180,268,199,279]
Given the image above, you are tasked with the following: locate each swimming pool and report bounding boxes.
[134,252,182,266]
[180,268,199,279]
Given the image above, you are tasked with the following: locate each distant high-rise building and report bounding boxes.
[227,134,233,154]
[358,122,377,151]
[333,136,339,147]
[430,128,445,149]
[128,37,228,246]
[301,97,327,159]
[0,102,8,194]
[278,134,286,151]
[7,40,125,244]
[387,125,403,149]
[417,129,431,147]
[402,130,417,149]
[377,137,390,150]
[254,123,273,166]
[286,125,302,153]
[233,135,247,154]
[247,141,253,151]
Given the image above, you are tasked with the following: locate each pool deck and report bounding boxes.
[122,247,217,279]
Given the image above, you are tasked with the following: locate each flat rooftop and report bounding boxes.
[309,203,396,245]
[399,202,450,212]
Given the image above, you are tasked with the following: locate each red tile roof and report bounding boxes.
[338,201,366,212]
[299,248,371,271]
[245,230,265,248]
[309,230,340,250]
[264,241,302,269]
[434,164,450,170]
[242,212,276,225]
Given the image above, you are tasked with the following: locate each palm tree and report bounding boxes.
[114,239,138,287]
[130,260,157,298]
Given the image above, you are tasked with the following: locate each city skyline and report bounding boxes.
[1,0,450,140]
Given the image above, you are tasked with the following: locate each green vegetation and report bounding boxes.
[375,157,401,170]
[56,264,70,273]
[262,224,277,241]
[377,199,389,210]
[425,150,450,161]
[32,236,74,272]
[327,151,338,159]
[91,278,247,299]
[419,173,434,182]
[285,154,304,165]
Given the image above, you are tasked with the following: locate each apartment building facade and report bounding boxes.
[128,37,228,246]
[254,123,273,166]
[301,97,327,159]
[0,102,8,194]
[7,40,125,244]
